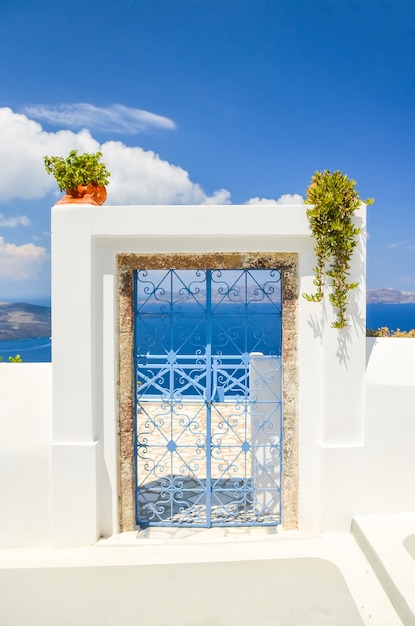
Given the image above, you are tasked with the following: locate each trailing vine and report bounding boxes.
[303,170,373,329]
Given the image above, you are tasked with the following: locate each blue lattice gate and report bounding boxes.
[134,268,282,527]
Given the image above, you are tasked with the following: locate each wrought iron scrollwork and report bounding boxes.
[135,268,282,527]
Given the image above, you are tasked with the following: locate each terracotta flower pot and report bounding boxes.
[56,183,107,206]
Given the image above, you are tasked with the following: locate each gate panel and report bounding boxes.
[134,268,282,527]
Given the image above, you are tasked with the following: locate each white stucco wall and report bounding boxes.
[1,202,414,549]
[0,363,51,547]
[321,338,415,529]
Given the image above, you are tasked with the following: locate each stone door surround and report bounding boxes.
[117,252,299,532]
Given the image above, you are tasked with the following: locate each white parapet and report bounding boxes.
[0,363,52,547]
[249,353,282,519]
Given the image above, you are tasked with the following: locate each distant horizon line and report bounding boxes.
[1,297,51,307]
[2,286,415,307]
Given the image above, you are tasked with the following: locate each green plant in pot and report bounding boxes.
[43,150,111,206]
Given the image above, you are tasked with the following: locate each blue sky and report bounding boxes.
[0,0,414,303]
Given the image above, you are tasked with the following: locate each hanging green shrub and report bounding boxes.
[303,170,373,329]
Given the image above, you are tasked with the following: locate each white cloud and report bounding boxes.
[0,107,228,205]
[0,213,31,227]
[388,241,409,249]
[0,107,99,201]
[0,106,306,209]
[245,193,304,205]
[0,237,47,280]
[388,241,415,250]
[201,189,232,205]
[22,103,176,134]
[101,141,229,205]
[399,275,415,284]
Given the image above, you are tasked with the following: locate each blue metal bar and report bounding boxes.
[205,270,212,526]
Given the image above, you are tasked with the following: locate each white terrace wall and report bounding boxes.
[322,337,415,529]
[1,338,414,548]
[0,363,51,547]
[1,203,414,549]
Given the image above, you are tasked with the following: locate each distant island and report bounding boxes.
[0,302,51,340]
[0,290,414,341]
[366,288,415,304]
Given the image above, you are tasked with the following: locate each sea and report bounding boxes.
[1,303,414,363]
[366,303,415,333]
[0,336,51,363]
